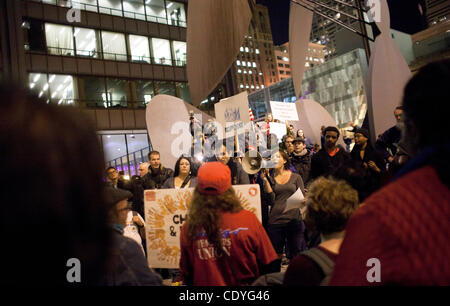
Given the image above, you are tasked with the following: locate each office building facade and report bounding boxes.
[0,0,209,176]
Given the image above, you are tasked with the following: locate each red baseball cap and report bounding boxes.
[197,162,231,195]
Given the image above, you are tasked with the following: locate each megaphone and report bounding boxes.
[242,150,263,175]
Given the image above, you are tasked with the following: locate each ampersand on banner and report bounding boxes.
[170,226,176,237]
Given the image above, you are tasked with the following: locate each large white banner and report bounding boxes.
[270,101,299,121]
[144,184,261,269]
[214,92,250,138]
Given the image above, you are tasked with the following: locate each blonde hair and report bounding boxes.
[305,177,359,235]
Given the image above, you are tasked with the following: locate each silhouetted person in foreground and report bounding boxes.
[330,60,450,285]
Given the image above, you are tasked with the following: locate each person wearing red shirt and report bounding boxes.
[179,162,278,286]
[330,60,450,286]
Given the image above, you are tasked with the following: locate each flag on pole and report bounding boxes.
[249,107,254,121]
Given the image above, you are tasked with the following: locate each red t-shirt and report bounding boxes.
[179,210,278,286]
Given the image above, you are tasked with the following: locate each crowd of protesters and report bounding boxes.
[1,60,449,286]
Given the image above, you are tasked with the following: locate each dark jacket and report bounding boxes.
[142,166,174,190]
[162,176,198,189]
[290,149,312,184]
[310,146,350,180]
[226,158,250,185]
[129,175,145,218]
[350,143,386,195]
[375,125,402,161]
[100,228,162,286]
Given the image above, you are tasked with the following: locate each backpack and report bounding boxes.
[301,248,335,286]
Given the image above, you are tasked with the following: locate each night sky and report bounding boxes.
[257,0,428,46]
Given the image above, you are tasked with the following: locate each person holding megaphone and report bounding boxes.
[260,150,306,272]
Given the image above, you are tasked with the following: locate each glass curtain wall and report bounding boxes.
[145,0,167,24]
[29,73,49,102]
[166,1,186,27]
[74,27,101,58]
[98,0,123,16]
[106,78,130,107]
[28,73,76,105]
[129,35,151,63]
[45,23,74,56]
[78,76,107,107]
[172,41,186,66]
[175,82,190,103]
[100,132,150,177]
[122,0,146,20]
[154,81,175,96]
[102,31,127,61]
[135,80,155,107]
[151,38,172,65]
[33,0,187,27]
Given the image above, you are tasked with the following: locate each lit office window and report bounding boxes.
[102,31,127,61]
[176,82,191,103]
[106,78,129,107]
[123,0,146,20]
[251,85,254,89]
[245,47,249,52]
[78,0,98,13]
[253,62,257,68]
[166,1,187,27]
[74,27,100,58]
[172,41,186,66]
[152,38,172,65]
[255,49,260,54]
[243,70,247,74]
[78,76,107,107]
[246,85,249,89]
[129,35,151,63]
[240,84,244,88]
[135,80,154,107]
[45,23,74,56]
[154,81,175,96]
[49,74,75,105]
[247,61,251,67]
[240,47,244,52]
[29,73,49,100]
[249,70,252,74]
[102,134,128,168]
[237,69,242,73]
[98,0,123,16]
[145,0,167,24]
[236,60,241,66]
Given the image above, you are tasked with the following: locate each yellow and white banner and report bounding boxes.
[144,184,261,269]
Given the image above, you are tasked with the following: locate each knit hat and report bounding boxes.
[104,186,133,210]
[355,128,369,139]
[197,162,231,195]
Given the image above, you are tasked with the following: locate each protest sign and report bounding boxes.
[214,92,250,138]
[270,101,299,121]
[144,184,261,269]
